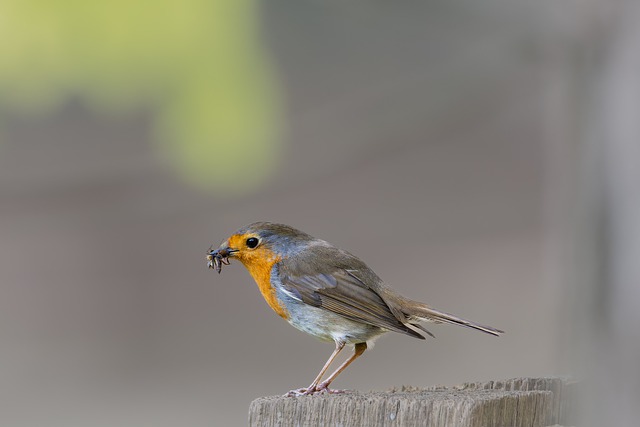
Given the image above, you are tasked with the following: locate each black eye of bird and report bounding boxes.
[246,237,259,248]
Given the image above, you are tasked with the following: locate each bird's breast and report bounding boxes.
[241,254,289,320]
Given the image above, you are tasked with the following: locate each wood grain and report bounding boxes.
[249,377,575,427]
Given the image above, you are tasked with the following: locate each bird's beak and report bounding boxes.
[206,243,238,273]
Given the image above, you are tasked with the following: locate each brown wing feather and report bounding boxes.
[279,268,425,339]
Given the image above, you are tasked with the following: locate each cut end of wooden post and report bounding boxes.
[249,377,576,427]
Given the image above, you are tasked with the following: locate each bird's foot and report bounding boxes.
[315,387,349,395]
[284,388,308,397]
[284,383,350,397]
[315,380,349,395]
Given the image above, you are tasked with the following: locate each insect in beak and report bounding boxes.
[206,246,232,273]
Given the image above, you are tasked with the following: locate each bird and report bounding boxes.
[207,222,503,396]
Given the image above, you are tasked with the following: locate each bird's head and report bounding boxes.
[207,222,312,272]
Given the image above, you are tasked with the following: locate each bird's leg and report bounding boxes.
[315,342,367,394]
[305,341,345,393]
[285,341,345,397]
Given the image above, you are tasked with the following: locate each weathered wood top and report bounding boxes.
[249,377,575,427]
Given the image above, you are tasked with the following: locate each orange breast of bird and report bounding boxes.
[231,240,288,320]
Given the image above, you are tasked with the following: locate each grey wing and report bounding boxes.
[278,268,425,340]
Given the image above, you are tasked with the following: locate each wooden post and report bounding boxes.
[249,377,575,427]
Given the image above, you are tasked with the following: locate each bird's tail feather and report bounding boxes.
[408,302,504,336]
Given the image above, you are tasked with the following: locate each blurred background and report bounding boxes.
[1,1,638,426]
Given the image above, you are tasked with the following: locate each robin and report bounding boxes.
[207,222,503,396]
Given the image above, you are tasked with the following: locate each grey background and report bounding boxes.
[0,2,608,426]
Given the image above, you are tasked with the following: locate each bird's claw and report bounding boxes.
[284,388,308,397]
[284,384,350,397]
